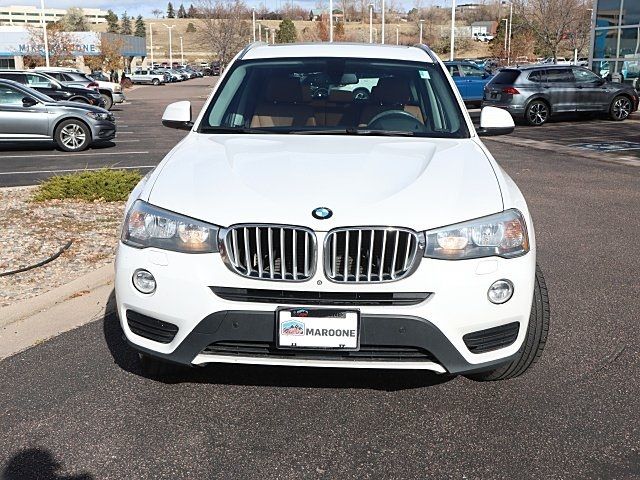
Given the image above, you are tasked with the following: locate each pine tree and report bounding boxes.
[167,2,176,18]
[187,4,197,18]
[134,15,146,37]
[105,9,120,34]
[121,11,133,35]
[276,18,297,43]
[178,4,187,18]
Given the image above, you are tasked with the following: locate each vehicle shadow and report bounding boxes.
[1,447,93,480]
[102,290,455,392]
[0,142,116,153]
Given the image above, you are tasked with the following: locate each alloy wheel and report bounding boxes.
[527,102,548,125]
[60,123,87,150]
[612,97,631,120]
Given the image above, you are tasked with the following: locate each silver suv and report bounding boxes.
[0,79,116,152]
[482,65,639,126]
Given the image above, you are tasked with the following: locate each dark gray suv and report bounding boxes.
[482,65,639,126]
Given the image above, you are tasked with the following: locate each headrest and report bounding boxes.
[265,77,302,102]
[328,89,353,103]
[372,77,412,104]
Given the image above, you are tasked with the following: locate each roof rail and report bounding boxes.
[238,41,267,61]
[412,43,439,63]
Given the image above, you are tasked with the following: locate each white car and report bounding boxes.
[474,32,494,42]
[115,43,549,381]
[130,69,166,86]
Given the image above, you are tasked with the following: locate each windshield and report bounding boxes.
[200,58,468,138]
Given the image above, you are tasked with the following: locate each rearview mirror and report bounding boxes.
[162,101,193,130]
[22,97,38,107]
[477,106,515,136]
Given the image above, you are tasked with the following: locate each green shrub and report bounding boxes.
[33,169,143,202]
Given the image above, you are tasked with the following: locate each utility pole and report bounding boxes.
[179,35,184,66]
[507,2,513,65]
[419,19,424,44]
[150,25,154,67]
[252,9,256,42]
[396,26,399,45]
[450,0,456,61]
[502,18,507,60]
[40,0,50,67]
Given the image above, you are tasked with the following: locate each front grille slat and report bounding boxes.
[222,224,316,282]
[325,227,423,284]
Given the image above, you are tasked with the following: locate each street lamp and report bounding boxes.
[501,18,507,61]
[179,35,184,66]
[396,26,399,45]
[369,3,373,44]
[419,19,424,44]
[450,0,456,61]
[40,0,50,67]
[149,25,154,67]
[508,1,513,65]
[162,23,175,67]
[329,0,333,42]
[381,0,385,44]
[252,9,256,42]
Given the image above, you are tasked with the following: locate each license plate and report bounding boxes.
[277,308,360,350]
[491,92,501,100]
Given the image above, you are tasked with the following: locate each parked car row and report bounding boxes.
[128,65,205,86]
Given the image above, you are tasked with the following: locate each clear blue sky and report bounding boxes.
[7,0,456,17]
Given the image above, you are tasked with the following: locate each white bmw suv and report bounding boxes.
[115,43,550,381]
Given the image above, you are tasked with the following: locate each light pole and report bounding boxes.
[40,0,50,67]
[396,26,399,45]
[369,4,373,43]
[381,0,385,44]
[252,9,256,42]
[272,28,275,44]
[507,1,513,65]
[149,25,154,67]
[419,19,424,44]
[162,24,175,67]
[450,0,456,61]
[329,0,333,42]
[179,35,184,66]
[501,18,507,61]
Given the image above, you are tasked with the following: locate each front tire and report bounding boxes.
[525,100,550,126]
[152,78,160,86]
[466,264,550,381]
[609,95,632,121]
[54,119,91,152]
[100,93,113,110]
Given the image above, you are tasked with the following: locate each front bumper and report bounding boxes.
[112,92,126,104]
[115,240,536,374]
[91,121,117,141]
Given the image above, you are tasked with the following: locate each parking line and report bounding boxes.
[0,150,149,159]
[0,165,155,175]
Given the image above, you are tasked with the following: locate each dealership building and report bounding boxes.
[591,0,640,85]
[0,27,146,71]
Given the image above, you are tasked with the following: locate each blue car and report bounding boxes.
[444,61,493,104]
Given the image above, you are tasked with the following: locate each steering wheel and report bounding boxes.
[367,109,427,133]
[352,88,370,101]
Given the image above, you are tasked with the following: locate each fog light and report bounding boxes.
[132,269,156,294]
[488,279,513,304]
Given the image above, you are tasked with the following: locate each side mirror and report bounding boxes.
[477,106,515,136]
[162,101,193,130]
[22,97,38,107]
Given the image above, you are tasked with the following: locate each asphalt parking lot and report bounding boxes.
[1,80,640,479]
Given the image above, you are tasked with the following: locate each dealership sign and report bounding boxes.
[1,30,107,57]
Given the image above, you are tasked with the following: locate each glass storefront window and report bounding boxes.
[621,0,640,26]
[619,27,640,57]
[0,58,16,70]
[597,0,621,27]
[593,28,620,58]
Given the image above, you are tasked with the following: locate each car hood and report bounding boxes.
[52,101,110,114]
[147,134,503,232]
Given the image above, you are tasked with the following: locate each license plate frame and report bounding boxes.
[276,307,360,351]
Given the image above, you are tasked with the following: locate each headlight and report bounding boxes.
[423,209,529,260]
[122,200,219,253]
[86,111,111,121]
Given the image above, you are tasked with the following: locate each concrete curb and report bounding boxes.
[485,135,640,167]
[0,264,116,360]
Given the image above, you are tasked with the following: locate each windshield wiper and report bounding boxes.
[199,126,269,134]
[291,128,415,136]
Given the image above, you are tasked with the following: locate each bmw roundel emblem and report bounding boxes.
[312,207,333,220]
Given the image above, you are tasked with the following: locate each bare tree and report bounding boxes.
[84,35,125,72]
[515,0,590,61]
[197,0,250,67]
[24,23,76,67]
[152,8,163,18]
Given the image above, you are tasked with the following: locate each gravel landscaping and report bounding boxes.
[0,186,124,307]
